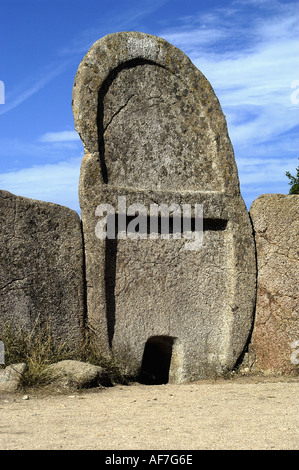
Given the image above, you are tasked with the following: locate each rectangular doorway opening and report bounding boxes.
[138,336,176,385]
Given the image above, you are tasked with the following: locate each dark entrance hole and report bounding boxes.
[138,336,175,385]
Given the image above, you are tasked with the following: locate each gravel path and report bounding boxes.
[0,376,298,450]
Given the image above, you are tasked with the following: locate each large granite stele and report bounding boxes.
[72,32,256,383]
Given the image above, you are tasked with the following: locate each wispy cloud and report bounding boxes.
[162,11,298,132]
[39,130,80,143]
[237,156,298,184]
[0,59,74,116]
[0,1,168,116]
[238,155,298,208]
[0,157,82,212]
[159,0,299,207]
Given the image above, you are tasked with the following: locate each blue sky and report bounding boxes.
[0,0,298,213]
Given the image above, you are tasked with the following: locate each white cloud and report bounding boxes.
[237,156,298,184]
[39,131,80,143]
[237,154,298,207]
[162,28,228,49]
[161,1,299,192]
[160,1,299,209]
[0,157,81,212]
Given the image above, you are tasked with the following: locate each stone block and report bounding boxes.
[0,363,27,393]
[0,190,85,350]
[46,360,112,389]
[249,194,299,375]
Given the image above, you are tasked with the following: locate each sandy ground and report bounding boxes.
[0,375,298,450]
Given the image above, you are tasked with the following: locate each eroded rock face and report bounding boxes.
[73,32,256,382]
[0,190,85,349]
[249,194,299,375]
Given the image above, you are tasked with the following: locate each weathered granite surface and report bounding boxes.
[73,32,256,382]
[249,194,299,375]
[0,190,85,349]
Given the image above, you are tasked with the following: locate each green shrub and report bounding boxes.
[286,160,299,194]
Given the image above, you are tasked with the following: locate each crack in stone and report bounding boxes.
[1,278,26,290]
[103,94,135,134]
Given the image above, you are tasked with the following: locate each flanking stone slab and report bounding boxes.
[73,32,256,382]
[0,190,85,350]
[249,194,299,375]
